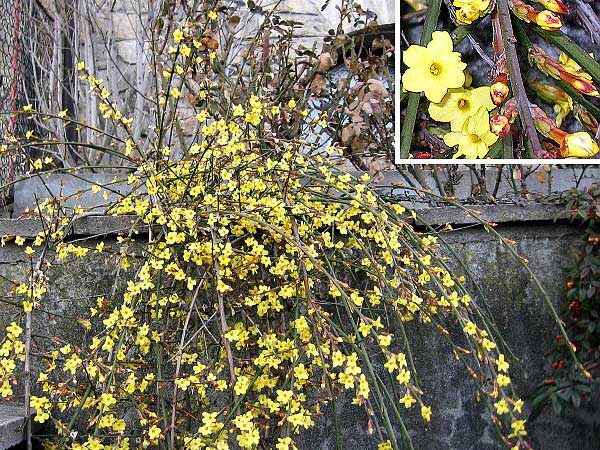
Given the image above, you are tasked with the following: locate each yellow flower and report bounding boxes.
[453,0,491,24]
[497,354,509,372]
[444,107,498,158]
[463,321,477,335]
[560,132,599,158]
[402,31,467,103]
[421,405,432,422]
[429,87,496,130]
[400,392,416,408]
[497,374,511,387]
[148,425,162,441]
[173,29,184,43]
[509,419,527,438]
[494,398,509,415]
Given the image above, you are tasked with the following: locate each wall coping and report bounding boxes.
[0,203,569,238]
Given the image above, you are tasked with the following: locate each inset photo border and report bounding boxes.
[396,0,600,163]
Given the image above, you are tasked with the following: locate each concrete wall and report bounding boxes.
[0,204,598,449]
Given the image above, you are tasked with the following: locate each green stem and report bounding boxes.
[399,0,443,159]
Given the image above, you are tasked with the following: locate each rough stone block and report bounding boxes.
[0,403,32,449]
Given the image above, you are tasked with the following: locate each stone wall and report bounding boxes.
[0,204,598,449]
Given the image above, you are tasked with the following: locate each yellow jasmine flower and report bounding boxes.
[496,354,509,372]
[402,31,467,103]
[463,321,477,335]
[508,419,527,438]
[400,392,416,408]
[560,132,599,158]
[444,107,498,158]
[421,405,432,421]
[453,0,491,24]
[173,29,184,43]
[429,87,496,130]
[494,398,509,415]
[497,374,511,387]
[513,398,524,413]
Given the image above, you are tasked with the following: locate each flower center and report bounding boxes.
[429,63,441,76]
[457,98,469,109]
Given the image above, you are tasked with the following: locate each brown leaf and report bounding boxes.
[310,73,328,96]
[317,52,335,74]
[227,15,241,33]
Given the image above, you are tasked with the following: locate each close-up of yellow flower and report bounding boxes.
[443,107,499,158]
[453,0,491,24]
[402,31,467,103]
[428,86,496,130]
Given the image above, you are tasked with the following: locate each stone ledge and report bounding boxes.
[413,203,568,227]
[0,203,570,239]
[0,216,141,239]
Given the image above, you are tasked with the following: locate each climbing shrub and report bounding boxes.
[534,183,600,416]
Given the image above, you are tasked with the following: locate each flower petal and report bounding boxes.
[403,45,430,68]
[424,83,448,103]
[469,86,496,111]
[402,68,428,94]
[428,93,459,122]
[427,31,453,55]
[444,131,465,148]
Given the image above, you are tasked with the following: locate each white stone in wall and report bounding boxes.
[116,40,139,64]
[112,12,139,41]
[111,0,148,13]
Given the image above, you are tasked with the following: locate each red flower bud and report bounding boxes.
[560,72,600,97]
[490,114,511,136]
[414,152,432,159]
[531,10,562,31]
[533,0,569,14]
[491,79,510,106]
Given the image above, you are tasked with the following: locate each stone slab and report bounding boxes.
[0,403,28,450]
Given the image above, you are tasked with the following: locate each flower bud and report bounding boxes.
[490,74,510,106]
[510,0,531,20]
[528,46,562,79]
[559,132,600,158]
[573,103,599,134]
[500,98,519,120]
[528,80,569,104]
[533,0,569,14]
[559,72,600,97]
[490,114,511,136]
[534,10,562,31]
[530,104,568,143]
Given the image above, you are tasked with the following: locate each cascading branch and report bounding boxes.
[0,7,532,450]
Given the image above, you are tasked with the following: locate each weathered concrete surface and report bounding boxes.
[0,212,597,449]
[298,222,599,450]
[0,403,30,449]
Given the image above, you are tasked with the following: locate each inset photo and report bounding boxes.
[398,0,600,161]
